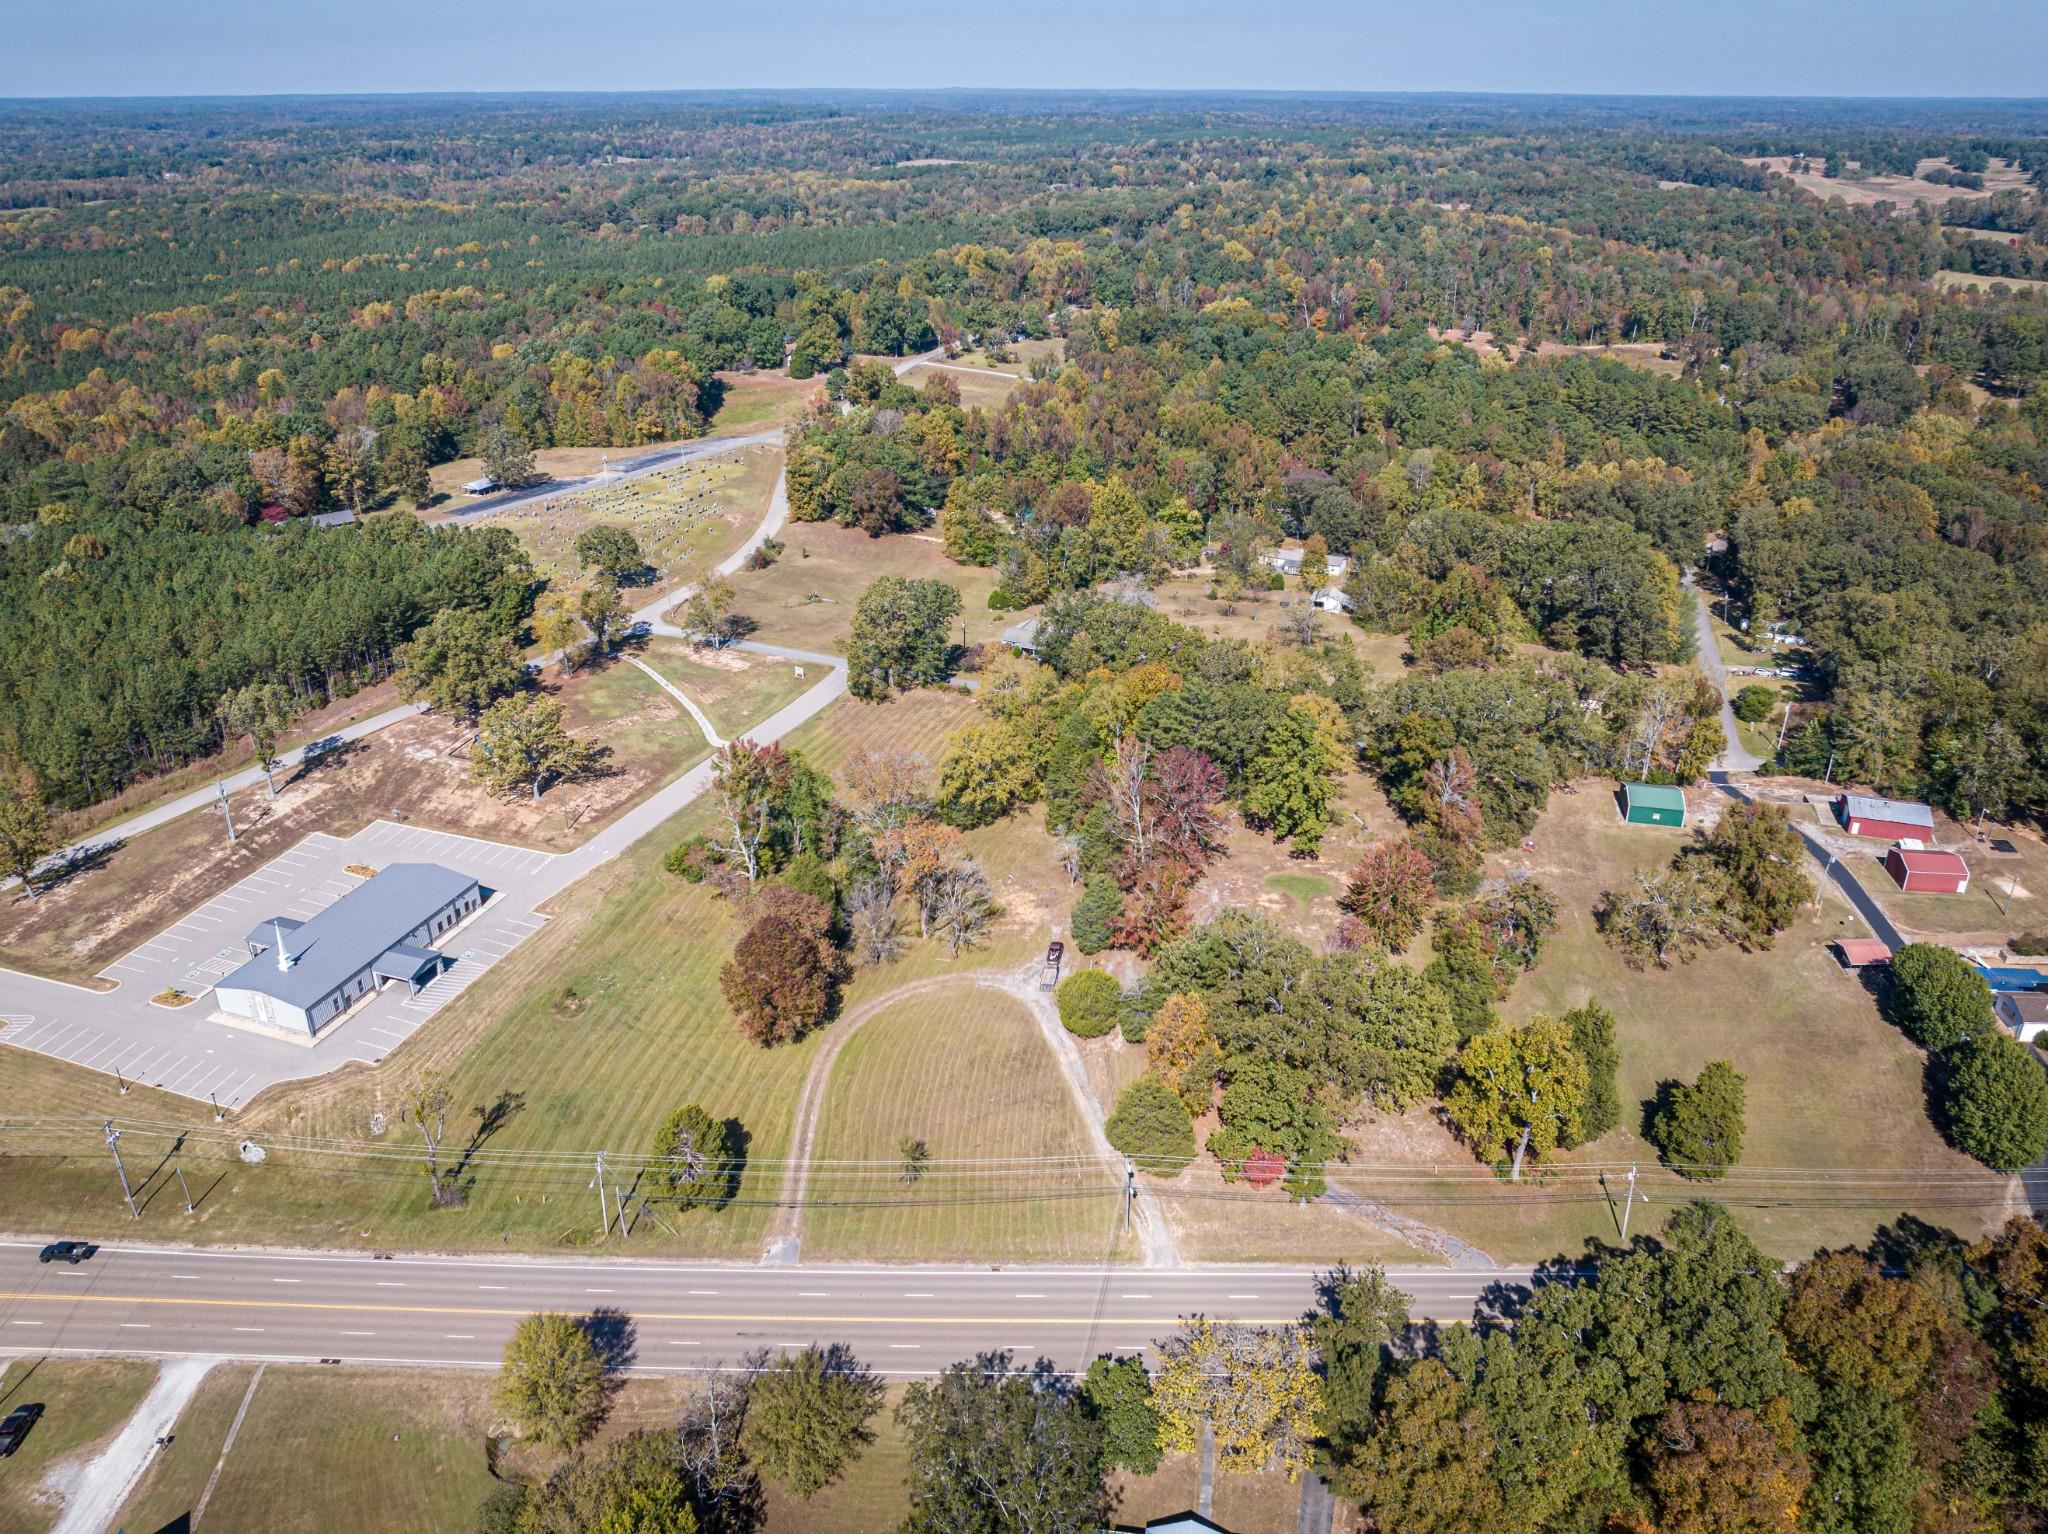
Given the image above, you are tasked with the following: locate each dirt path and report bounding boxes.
[45,1357,214,1534]
[766,963,1181,1268]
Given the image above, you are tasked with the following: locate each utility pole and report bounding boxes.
[1776,700,1791,752]
[1823,751,1835,786]
[105,1120,138,1219]
[1620,1163,1639,1242]
[215,781,236,844]
[592,1153,610,1241]
[176,1164,193,1214]
[210,1091,224,1124]
[1123,1157,1135,1235]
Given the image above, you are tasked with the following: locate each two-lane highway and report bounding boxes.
[0,1243,1538,1376]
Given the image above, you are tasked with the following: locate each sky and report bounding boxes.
[2,0,2043,100]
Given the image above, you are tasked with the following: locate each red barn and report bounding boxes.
[1885,847,1969,895]
[1835,793,1936,841]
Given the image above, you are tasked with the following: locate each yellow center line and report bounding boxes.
[0,1292,1316,1327]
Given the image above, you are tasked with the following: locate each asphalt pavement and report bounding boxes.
[0,1241,1538,1377]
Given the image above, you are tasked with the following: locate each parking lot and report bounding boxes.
[0,821,560,1107]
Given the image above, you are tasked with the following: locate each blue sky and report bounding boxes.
[3,0,2042,99]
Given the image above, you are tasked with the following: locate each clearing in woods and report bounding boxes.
[487,444,781,596]
[1744,154,2037,211]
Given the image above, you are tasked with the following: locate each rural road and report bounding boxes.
[1685,574,1766,775]
[434,429,783,524]
[0,1241,1535,1378]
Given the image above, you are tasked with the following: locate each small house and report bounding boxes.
[1884,847,1969,895]
[1835,793,1935,841]
[1311,586,1354,614]
[1995,991,2048,1045]
[1262,546,1352,582]
[462,476,499,496]
[1620,783,1687,827]
[1001,617,1042,655]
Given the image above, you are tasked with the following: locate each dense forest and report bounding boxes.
[1,90,2045,814]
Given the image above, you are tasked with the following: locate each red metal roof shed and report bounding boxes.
[1884,847,1970,895]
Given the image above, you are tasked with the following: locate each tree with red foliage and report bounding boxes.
[1150,746,1226,869]
[1243,1149,1288,1188]
[1340,838,1437,952]
[720,911,840,1045]
[1112,856,1196,957]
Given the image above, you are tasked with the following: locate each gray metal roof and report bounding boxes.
[1841,793,1934,828]
[1002,617,1042,650]
[245,916,303,950]
[218,863,478,1009]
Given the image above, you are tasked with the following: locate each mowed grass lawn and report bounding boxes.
[722,522,1015,658]
[168,1368,500,1534]
[112,1363,262,1534]
[802,984,1129,1263]
[0,688,1050,1261]
[640,640,814,740]
[0,1358,161,1534]
[1429,787,2015,1262]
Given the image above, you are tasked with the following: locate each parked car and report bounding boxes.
[37,1240,96,1264]
[0,1403,43,1457]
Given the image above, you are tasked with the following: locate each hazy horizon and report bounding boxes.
[6,0,2044,100]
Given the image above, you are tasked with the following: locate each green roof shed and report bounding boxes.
[1621,782,1687,827]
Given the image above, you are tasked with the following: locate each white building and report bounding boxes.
[213,863,483,1038]
[1996,991,2048,1046]
[1263,546,1351,582]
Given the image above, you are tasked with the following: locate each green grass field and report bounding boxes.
[172,1368,500,1534]
[0,690,1040,1260]
[801,983,1130,1263]
[0,1358,161,1534]
[111,1363,262,1534]
[639,641,814,740]
[1427,788,2017,1262]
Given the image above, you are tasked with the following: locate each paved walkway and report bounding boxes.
[624,656,726,748]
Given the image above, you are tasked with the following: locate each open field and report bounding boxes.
[706,368,819,432]
[487,444,780,597]
[639,640,813,741]
[803,984,1129,1262]
[0,690,1037,1259]
[721,520,1016,657]
[1398,786,2021,1262]
[1934,268,2048,293]
[0,1357,162,1534]
[423,439,698,504]
[0,660,707,984]
[899,360,1026,410]
[1746,154,2036,212]
[1430,327,1686,376]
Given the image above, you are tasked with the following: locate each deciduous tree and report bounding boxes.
[896,1355,1108,1534]
[395,607,526,724]
[1644,1400,1811,1534]
[497,1312,607,1452]
[1340,838,1437,952]
[847,575,961,701]
[1080,1356,1162,1475]
[1104,1073,1196,1174]
[1945,1032,2048,1170]
[1242,701,1340,857]
[1443,1017,1588,1178]
[1153,1320,1323,1480]
[719,911,838,1045]
[472,693,603,800]
[1146,992,1222,1113]
[1333,1359,1507,1534]
[1649,1059,1748,1179]
[1888,942,1995,1051]
[740,1345,884,1499]
[573,524,643,583]
[216,680,295,796]
[0,778,56,899]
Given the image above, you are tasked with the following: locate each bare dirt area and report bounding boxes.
[1746,154,2036,212]
[1431,326,1685,376]
[0,662,705,984]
